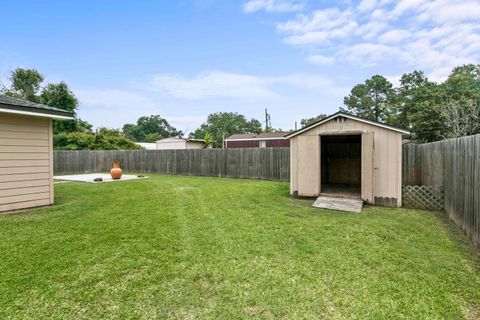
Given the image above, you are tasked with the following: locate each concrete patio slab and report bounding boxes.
[54,173,146,183]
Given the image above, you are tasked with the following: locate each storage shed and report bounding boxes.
[0,95,74,213]
[155,137,205,150]
[286,112,409,207]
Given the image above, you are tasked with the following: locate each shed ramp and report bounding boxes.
[312,196,363,213]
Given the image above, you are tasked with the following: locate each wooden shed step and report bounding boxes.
[312,196,363,213]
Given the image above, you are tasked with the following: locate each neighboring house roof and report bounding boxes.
[0,95,75,120]
[226,132,288,141]
[156,137,205,143]
[284,112,410,139]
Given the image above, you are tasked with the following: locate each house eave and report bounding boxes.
[0,107,74,120]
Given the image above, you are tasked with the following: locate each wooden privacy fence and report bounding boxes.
[54,148,290,182]
[402,134,480,248]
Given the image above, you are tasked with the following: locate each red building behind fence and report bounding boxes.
[225,132,290,148]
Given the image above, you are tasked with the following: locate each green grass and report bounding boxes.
[1,175,479,319]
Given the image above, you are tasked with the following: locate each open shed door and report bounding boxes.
[297,135,320,197]
[361,132,374,203]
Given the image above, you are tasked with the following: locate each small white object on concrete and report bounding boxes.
[54,173,145,183]
[312,196,363,213]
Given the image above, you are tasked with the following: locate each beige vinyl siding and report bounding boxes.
[0,113,53,212]
[156,138,204,150]
[290,117,403,206]
[185,141,204,149]
[156,139,187,150]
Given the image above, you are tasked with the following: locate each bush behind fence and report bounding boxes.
[54,148,290,182]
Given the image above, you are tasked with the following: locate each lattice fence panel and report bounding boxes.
[402,185,444,211]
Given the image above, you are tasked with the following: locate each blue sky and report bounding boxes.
[1,0,479,133]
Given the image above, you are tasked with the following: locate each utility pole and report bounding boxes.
[295,121,297,131]
[265,108,271,133]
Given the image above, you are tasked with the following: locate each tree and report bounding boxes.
[342,75,396,122]
[394,71,447,142]
[442,99,480,138]
[300,114,327,127]
[144,133,162,143]
[190,112,262,148]
[54,128,141,150]
[40,82,84,134]
[444,64,480,103]
[340,64,480,142]
[440,64,480,138]
[2,68,44,101]
[203,132,214,148]
[1,67,93,137]
[122,115,182,142]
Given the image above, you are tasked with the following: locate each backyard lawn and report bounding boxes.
[1,175,479,319]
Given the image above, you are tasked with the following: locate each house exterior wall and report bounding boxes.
[266,139,290,147]
[0,113,54,212]
[226,140,259,148]
[185,141,204,149]
[226,139,288,148]
[290,117,402,207]
[156,139,204,150]
[156,139,187,150]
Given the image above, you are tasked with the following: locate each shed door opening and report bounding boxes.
[321,135,361,197]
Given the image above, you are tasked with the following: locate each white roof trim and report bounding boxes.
[156,138,204,143]
[225,137,286,142]
[285,113,409,139]
[0,108,74,120]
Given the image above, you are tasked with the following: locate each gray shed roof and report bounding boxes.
[285,112,410,139]
[0,95,75,120]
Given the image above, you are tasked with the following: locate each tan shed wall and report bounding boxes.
[185,141,204,149]
[290,118,403,206]
[156,139,204,150]
[0,113,53,212]
[156,139,187,150]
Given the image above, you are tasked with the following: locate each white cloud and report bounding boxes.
[416,0,480,23]
[147,71,341,100]
[357,0,378,13]
[385,74,402,87]
[243,0,304,13]
[278,8,352,35]
[76,89,208,131]
[391,0,426,18]
[340,43,406,66]
[307,54,335,65]
[75,89,161,129]
[268,0,480,79]
[75,71,347,131]
[149,72,277,100]
[278,8,357,46]
[77,89,157,111]
[378,29,411,43]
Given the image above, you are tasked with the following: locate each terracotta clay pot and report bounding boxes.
[111,160,123,179]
